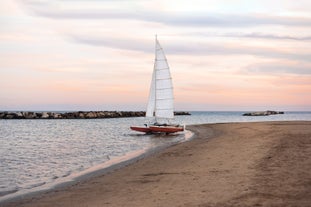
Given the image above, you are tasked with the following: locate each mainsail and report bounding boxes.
[146,37,174,120]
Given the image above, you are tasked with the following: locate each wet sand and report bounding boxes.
[2,121,311,207]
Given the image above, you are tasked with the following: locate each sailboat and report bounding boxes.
[130,36,184,134]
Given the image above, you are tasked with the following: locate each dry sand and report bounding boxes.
[2,121,311,207]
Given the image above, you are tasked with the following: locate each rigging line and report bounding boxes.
[156,67,170,70]
[157,87,174,90]
[156,87,173,90]
[156,99,174,101]
[156,96,174,98]
[156,78,172,81]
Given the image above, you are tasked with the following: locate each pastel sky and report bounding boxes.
[1,0,310,111]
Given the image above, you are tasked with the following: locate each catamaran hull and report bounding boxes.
[130,126,152,133]
[130,125,184,134]
[149,126,184,133]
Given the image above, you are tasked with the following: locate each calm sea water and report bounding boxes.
[1,111,311,201]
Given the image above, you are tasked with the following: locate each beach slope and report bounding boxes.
[3,121,311,207]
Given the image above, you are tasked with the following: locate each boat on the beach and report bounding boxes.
[130,36,184,134]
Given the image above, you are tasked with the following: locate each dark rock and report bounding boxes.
[174,111,191,116]
[5,114,15,119]
[24,112,35,119]
[15,112,24,119]
[78,112,85,119]
[64,112,76,119]
[0,113,5,118]
[35,113,42,118]
[85,112,96,118]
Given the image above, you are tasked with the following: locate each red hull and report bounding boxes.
[130,126,152,133]
[149,125,184,133]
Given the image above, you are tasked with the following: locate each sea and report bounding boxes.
[1,111,311,202]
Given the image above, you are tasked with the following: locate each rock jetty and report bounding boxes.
[0,111,191,119]
[243,110,284,116]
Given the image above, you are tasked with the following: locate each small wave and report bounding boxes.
[25,182,46,189]
[0,189,18,197]
[62,171,71,178]
[52,175,59,180]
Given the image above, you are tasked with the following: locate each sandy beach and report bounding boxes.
[2,121,311,207]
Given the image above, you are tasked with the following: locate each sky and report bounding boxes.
[0,0,310,111]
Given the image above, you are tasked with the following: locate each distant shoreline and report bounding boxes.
[0,111,191,119]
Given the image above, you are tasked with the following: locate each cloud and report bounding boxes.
[219,33,311,41]
[18,0,311,28]
[71,35,311,63]
[179,32,311,41]
[71,35,152,53]
[165,14,311,28]
[245,62,311,75]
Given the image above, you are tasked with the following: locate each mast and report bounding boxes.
[154,35,158,123]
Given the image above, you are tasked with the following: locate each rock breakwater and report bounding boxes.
[243,110,284,116]
[0,111,191,119]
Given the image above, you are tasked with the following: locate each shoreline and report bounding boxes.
[0,130,194,205]
[2,121,311,207]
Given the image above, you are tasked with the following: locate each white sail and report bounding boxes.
[145,37,174,120]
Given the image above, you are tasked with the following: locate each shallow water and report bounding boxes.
[0,111,310,201]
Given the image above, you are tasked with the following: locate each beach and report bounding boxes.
[2,121,311,207]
